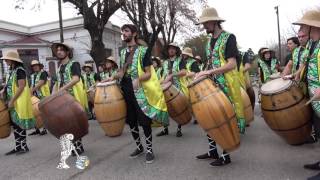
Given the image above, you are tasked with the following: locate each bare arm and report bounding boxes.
[209,57,237,75]
[32,80,45,92]
[243,63,251,73]
[58,76,80,92]
[281,60,293,76]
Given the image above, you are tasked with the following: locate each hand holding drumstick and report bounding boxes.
[306,88,320,105]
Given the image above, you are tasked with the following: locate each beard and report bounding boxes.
[123,35,133,43]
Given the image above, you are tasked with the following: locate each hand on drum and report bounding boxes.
[281,74,293,80]
[194,70,211,80]
[132,78,140,90]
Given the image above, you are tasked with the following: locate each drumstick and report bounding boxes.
[305,96,318,106]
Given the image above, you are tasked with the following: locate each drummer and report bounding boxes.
[99,56,118,81]
[82,63,99,120]
[107,24,168,163]
[281,37,303,78]
[194,55,204,71]
[151,56,163,80]
[156,43,187,137]
[51,43,88,156]
[194,7,245,166]
[291,10,320,177]
[0,51,35,155]
[29,60,50,136]
[257,48,280,84]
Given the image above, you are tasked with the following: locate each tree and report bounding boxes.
[183,34,208,65]
[14,0,125,66]
[122,0,207,57]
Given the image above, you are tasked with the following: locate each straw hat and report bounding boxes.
[168,42,180,49]
[181,47,194,58]
[82,63,93,70]
[293,10,320,28]
[51,42,73,58]
[0,51,23,63]
[196,7,225,25]
[30,60,44,67]
[105,56,118,68]
[261,48,272,54]
[195,55,202,61]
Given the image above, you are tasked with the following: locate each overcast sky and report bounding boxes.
[0,0,319,53]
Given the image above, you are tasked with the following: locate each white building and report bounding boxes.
[0,17,122,81]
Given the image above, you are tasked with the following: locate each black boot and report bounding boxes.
[304,162,320,170]
[16,129,29,155]
[210,151,231,166]
[145,135,154,164]
[196,135,219,160]
[176,125,182,137]
[72,139,84,156]
[28,129,40,136]
[40,128,47,136]
[156,127,168,137]
[129,126,144,158]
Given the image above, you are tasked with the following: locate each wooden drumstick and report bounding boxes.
[305,96,318,106]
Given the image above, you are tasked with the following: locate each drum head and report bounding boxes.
[187,75,208,88]
[161,81,172,91]
[260,78,292,94]
[39,90,67,108]
[96,81,117,87]
[270,72,281,79]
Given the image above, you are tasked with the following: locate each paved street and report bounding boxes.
[0,104,319,180]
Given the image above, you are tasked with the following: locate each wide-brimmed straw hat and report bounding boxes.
[261,48,272,54]
[82,63,93,70]
[168,42,180,49]
[181,47,194,58]
[194,55,202,61]
[51,42,73,58]
[196,7,225,25]
[105,56,118,68]
[30,60,44,67]
[0,51,23,63]
[293,10,320,28]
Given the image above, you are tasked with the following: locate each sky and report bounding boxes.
[0,0,319,53]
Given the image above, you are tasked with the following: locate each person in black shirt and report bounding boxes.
[29,60,50,136]
[108,24,168,164]
[195,7,244,166]
[51,43,88,156]
[0,51,35,155]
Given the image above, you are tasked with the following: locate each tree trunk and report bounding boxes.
[90,38,106,68]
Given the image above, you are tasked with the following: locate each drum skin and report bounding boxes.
[94,82,126,137]
[188,77,240,152]
[0,100,10,139]
[31,96,44,129]
[39,90,89,140]
[241,88,254,125]
[260,79,312,145]
[162,82,192,125]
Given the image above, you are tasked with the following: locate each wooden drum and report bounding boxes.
[31,96,44,129]
[241,88,254,125]
[161,81,192,125]
[38,90,88,140]
[188,76,240,152]
[260,78,312,145]
[0,100,10,139]
[94,81,126,137]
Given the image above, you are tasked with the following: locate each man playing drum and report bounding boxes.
[99,56,118,81]
[51,43,88,156]
[291,11,320,178]
[194,7,245,166]
[107,24,168,164]
[257,48,280,84]
[29,60,50,135]
[156,43,187,137]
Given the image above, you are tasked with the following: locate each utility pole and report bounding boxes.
[275,6,281,62]
[58,0,64,43]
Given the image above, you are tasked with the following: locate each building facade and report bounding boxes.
[0,17,122,82]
